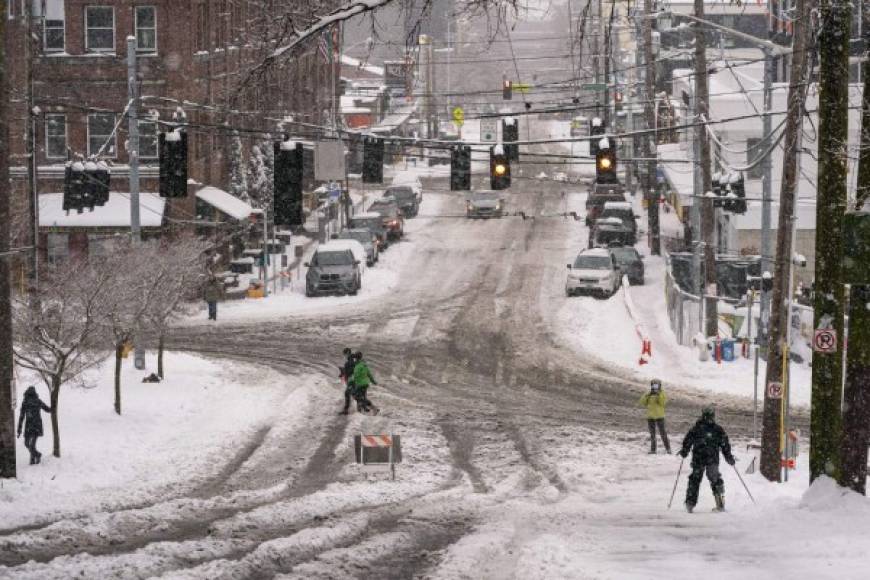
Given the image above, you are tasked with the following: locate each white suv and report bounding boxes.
[566,248,621,298]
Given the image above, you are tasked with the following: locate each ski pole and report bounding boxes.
[668,456,685,509]
[731,463,756,504]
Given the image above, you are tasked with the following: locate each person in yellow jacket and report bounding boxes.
[639,378,671,454]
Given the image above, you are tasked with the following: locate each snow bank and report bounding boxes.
[0,352,291,528]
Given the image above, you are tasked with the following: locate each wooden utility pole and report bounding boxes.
[760,0,814,482]
[840,0,870,495]
[693,0,717,337]
[810,0,851,483]
[0,0,18,479]
[643,0,660,255]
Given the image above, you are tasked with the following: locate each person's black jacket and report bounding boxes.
[18,387,51,438]
[340,356,357,384]
[679,419,734,466]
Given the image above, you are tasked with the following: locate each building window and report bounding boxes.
[45,114,67,159]
[85,6,114,52]
[135,6,156,53]
[138,120,158,159]
[747,138,764,180]
[47,233,69,265]
[88,234,117,259]
[88,113,116,157]
[44,18,65,51]
[195,2,207,52]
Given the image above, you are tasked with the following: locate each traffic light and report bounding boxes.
[362,136,384,183]
[503,79,513,100]
[711,173,724,208]
[728,172,747,214]
[94,161,110,206]
[63,162,85,213]
[614,91,623,113]
[490,145,511,190]
[159,130,188,198]
[589,117,605,157]
[451,144,472,191]
[274,139,304,226]
[502,118,519,161]
[595,138,618,184]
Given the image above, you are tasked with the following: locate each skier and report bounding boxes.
[351,351,379,415]
[639,378,671,454]
[677,406,736,513]
[17,386,52,465]
[338,348,359,415]
[203,274,223,321]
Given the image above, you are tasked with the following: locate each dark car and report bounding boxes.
[304,244,361,297]
[590,217,635,249]
[384,185,420,217]
[585,188,626,226]
[349,213,390,250]
[610,246,645,285]
[599,201,638,242]
[367,198,405,240]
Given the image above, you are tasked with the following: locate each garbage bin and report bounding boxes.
[721,339,735,362]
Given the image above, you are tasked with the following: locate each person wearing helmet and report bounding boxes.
[351,351,379,415]
[338,348,358,415]
[677,406,736,512]
[639,379,670,454]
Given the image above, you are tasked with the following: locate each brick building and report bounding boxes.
[5,0,341,260]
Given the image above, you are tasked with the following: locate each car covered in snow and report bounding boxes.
[590,216,636,249]
[566,248,622,298]
[610,246,645,285]
[391,172,423,203]
[599,201,638,242]
[585,186,626,226]
[349,212,391,249]
[383,185,420,218]
[335,228,379,266]
[466,190,504,219]
[304,242,362,297]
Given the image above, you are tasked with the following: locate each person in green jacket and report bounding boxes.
[639,378,671,454]
[352,351,379,415]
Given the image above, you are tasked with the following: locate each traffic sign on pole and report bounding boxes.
[480,119,498,142]
[581,83,607,91]
[767,382,783,399]
[452,106,464,126]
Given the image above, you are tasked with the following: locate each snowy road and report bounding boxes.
[0,123,833,580]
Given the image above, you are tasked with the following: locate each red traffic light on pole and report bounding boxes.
[503,78,513,100]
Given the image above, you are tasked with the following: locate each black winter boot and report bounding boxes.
[713,494,725,512]
[685,502,694,513]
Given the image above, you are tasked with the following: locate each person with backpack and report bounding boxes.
[17,386,52,465]
[639,378,671,454]
[351,351,379,415]
[677,406,736,512]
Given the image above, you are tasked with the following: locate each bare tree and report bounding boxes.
[12,260,113,457]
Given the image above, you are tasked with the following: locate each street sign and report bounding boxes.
[581,83,607,91]
[767,381,783,399]
[452,106,465,126]
[327,182,341,201]
[480,118,498,142]
[813,328,837,353]
[514,83,532,94]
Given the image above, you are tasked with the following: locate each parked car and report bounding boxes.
[383,185,420,218]
[466,190,504,219]
[335,229,378,266]
[566,248,622,298]
[367,198,405,239]
[600,201,638,241]
[349,212,390,250]
[610,246,645,285]
[590,217,636,248]
[305,243,362,297]
[585,187,626,225]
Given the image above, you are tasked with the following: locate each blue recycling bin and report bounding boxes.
[721,339,735,362]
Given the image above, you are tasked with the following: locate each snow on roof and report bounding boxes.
[504,117,517,126]
[583,248,613,257]
[592,117,603,127]
[39,192,165,228]
[604,201,632,210]
[598,137,610,150]
[353,212,383,219]
[196,186,255,221]
[493,144,505,155]
[322,239,366,261]
[340,54,384,77]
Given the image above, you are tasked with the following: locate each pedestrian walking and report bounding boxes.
[677,406,736,513]
[17,386,52,465]
[338,348,359,415]
[351,351,379,415]
[639,378,671,454]
[203,275,223,321]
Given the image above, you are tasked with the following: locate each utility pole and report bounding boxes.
[0,0,18,479]
[693,0,717,338]
[810,0,850,483]
[840,0,870,495]
[758,2,775,349]
[643,0,660,255]
[24,0,39,299]
[760,0,814,483]
[127,36,145,370]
